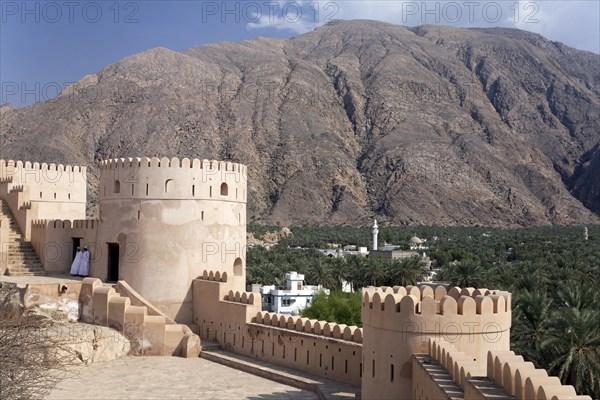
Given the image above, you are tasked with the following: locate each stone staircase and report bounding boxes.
[80,278,201,357]
[0,198,45,276]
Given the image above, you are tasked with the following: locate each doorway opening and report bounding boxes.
[72,238,82,262]
[107,243,120,282]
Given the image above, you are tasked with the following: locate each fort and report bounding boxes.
[0,157,592,399]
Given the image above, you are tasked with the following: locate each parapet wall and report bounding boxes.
[254,312,363,344]
[485,349,591,400]
[193,270,260,335]
[30,219,98,274]
[0,159,86,182]
[192,271,362,386]
[99,157,246,203]
[362,285,511,332]
[0,159,87,240]
[420,339,592,400]
[361,285,512,400]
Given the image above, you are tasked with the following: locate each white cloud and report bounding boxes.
[245,0,599,53]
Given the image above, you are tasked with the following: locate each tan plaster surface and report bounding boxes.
[46,356,318,400]
[0,274,83,285]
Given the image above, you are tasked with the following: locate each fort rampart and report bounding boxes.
[193,270,362,386]
[362,285,511,399]
[0,159,87,240]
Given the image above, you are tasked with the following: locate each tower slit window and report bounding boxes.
[165,179,174,193]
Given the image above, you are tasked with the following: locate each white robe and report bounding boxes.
[70,251,82,275]
[79,250,90,277]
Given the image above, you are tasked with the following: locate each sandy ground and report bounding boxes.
[46,356,318,400]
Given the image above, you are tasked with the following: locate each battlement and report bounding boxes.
[0,159,86,174]
[254,311,363,344]
[362,285,511,333]
[424,339,592,399]
[99,157,247,203]
[224,289,257,305]
[31,218,99,230]
[199,269,229,283]
[485,349,591,399]
[428,339,486,386]
[99,157,246,174]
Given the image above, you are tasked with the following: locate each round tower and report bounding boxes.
[361,285,511,399]
[95,157,247,324]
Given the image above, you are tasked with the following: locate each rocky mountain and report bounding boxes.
[1,20,599,226]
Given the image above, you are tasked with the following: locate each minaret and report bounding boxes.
[372,219,379,251]
[584,227,589,241]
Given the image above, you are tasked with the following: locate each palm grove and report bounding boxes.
[246,224,600,398]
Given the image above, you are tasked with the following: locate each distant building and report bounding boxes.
[256,272,330,315]
[409,236,428,250]
[318,247,368,258]
[370,249,421,260]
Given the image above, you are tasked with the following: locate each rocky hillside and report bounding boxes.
[1,20,599,226]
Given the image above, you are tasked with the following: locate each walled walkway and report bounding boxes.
[201,346,360,400]
[46,356,318,400]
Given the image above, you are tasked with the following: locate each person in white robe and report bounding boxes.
[70,248,82,276]
[79,247,90,277]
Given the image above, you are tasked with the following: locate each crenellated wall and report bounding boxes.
[98,157,246,202]
[484,349,592,400]
[245,312,363,386]
[361,285,512,399]
[193,270,362,386]
[0,160,87,240]
[414,339,593,400]
[96,157,247,324]
[193,269,260,339]
[30,219,98,273]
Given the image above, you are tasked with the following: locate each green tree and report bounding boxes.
[542,307,600,398]
[301,292,362,327]
[441,260,486,288]
[387,256,427,286]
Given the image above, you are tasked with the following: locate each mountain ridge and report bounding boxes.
[1,20,599,226]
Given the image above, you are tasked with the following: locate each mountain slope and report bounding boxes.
[1,20,599,226]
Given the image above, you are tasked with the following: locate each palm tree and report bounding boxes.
[511,291,553,367]
[327,257,348,291]
[541,307,600,398]
[305,259,336,289]
[345,255,367,291]
[444,260,486,288]
[388,256,427,286]
[364,257,386,287]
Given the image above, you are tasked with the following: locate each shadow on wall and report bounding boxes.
[174,285,193,323]
[246,391,318,400]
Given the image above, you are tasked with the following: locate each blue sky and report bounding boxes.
[1,0,599,108]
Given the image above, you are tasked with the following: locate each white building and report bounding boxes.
[258,272,330,315]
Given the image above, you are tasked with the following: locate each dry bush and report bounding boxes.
[0,314,76,400]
